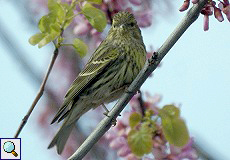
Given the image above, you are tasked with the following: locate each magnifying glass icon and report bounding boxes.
[3,141,18,157]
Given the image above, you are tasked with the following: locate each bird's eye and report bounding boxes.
[129,22,135,27]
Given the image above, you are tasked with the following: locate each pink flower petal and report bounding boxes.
[134,10,152,28]
[125,153,138,160]
[192,0,199,4]
[152,148,166,159]
[129,0,142,6]
[214,7,224,22]
[223,5,230,21]
[179,0,190,12]
[203,14,209,31]
[119,111,131,126]
[105,130,116,140]
[109,136,126,150]
[117,145,131,157]
[73,23,90,35]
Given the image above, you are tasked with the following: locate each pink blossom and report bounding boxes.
[179,0,190,12]
[105,130,117,140]
[73,23,90,35]
[145,92,162,108]
[129,94,143,113]
[129,0,142,6]
[90,28,101,36]
[117,145,131,157]
[222,2,230,21]
[152,148,167,159]
[203,14,209,31]
[125,153,139,160]
[119,111,131,126]
[180,0,229,30]
[105,93,197,159]
[113,120,126,131]
[134,9,152,27]
[214,7,224,22]
[109,136,127,150]
[192,0,199,4]
[169,138,198,160]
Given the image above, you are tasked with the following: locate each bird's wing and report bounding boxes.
[51,42,121,124]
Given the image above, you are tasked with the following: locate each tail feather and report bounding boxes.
[48,122,75,154]
[49,104,91,154]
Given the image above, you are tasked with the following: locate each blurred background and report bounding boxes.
[0,0,229,159]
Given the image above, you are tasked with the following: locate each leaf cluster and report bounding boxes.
[29,0,107,57]
[127,105,190,157]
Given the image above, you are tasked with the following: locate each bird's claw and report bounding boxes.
[111,118,117,126]
[103,111,110,117]
[148,52,158,64]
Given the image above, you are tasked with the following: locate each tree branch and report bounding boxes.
[137,91,145,116]
[14,48,59,138]
[68,0,208,159]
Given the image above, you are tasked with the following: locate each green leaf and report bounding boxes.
[159,108,190,147]
[38,13,56,33]
[72,38,88,57]
[57,36,64,44]
[128,127,153,157]
[38,15,50,33]
[28,33,46,45]
[58,2,75,28]
[82,3,106,32]
[61,3,74,18]
[47,0,57,11]
[87,0,102,4]
[63,14,75,29]
[60,2,71,11]
[129,112,142,129]
[37,34,53,48]
[162,105,180,118]
[48,0,63,15]
[38,31,60,48]
[50,23,61,33]
[55,4,65,23]
[48,0,74,26]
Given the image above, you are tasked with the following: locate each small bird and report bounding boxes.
[48,11,147,154]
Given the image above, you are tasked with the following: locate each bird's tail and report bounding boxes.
[48,119,76,154]
[48,103,92,154]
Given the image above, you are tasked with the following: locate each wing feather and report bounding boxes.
[51,42,120,124]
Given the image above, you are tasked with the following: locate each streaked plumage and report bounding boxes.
[48,11,146,154]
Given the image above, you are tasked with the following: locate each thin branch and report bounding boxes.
[14,48,59,138]
[68,1,208,159]
[0,20,61,109]
[137,91,145,116]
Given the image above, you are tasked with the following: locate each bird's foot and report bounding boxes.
[102,103,110,117]
[111,118,117,126]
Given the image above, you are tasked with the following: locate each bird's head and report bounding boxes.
[108,11,142,40]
